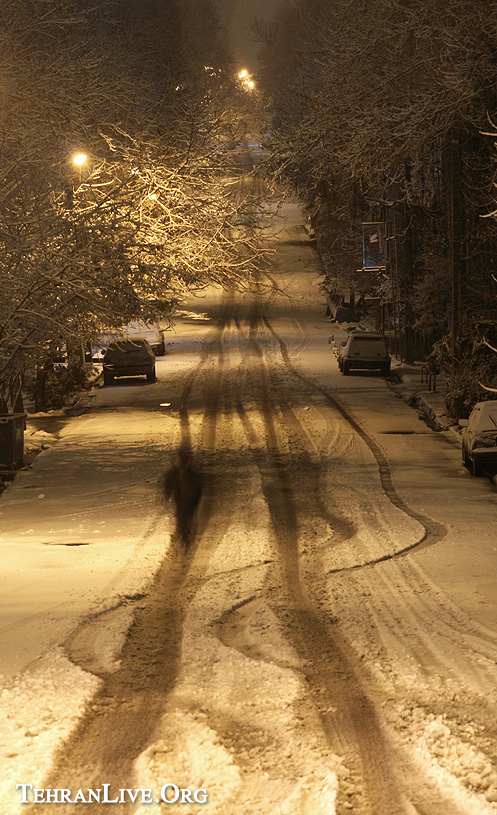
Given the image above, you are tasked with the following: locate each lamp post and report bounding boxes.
[64,154,87,208]
[69,152,89,368]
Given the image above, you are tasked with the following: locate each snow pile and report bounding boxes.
[67,602,138,675]
[23,429,56,455]
[324,561,497,814]
[0,648,99,814]
[396,705,497,812]
[135,711,241,814]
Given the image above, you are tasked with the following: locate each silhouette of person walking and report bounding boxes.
[164,447,203,544]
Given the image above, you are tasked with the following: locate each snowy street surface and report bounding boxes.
[2,200,497,814]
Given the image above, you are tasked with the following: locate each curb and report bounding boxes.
[390,365,454,432]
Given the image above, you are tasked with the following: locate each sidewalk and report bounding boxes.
[389,359,454,431]
[1,388,101,486]
[0,394,171,677]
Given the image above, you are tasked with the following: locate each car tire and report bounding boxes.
[381,363,391,376]
[342,362,350,376]
[155,339,166,356]
[146,367,156,382]
[472,456,481,477]
[103,372,114,386]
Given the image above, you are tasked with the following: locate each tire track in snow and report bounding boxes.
[252,309,497,812]
[179,288,247,571]
[235,311,411,815]
[33,543,191,815]
[230,301,462,814]
[262,316,448,567]
[331,559,497,811]
[351,556,497,724]
[36,294,246,815]
[180,289,456,813]
[172,279,491,812]
[178,289,234,451]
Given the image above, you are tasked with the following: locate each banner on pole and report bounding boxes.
[362,222,385,269]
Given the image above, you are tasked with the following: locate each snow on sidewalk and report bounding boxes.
[0,404,173,811]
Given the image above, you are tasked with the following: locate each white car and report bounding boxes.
[460,401,497,476]
[338,330,390,376]
[124,321,166,355]
[92,321,166,360]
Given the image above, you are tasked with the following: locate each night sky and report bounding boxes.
[216,0,279,72]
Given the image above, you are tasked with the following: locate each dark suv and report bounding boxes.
[102,338,156,385]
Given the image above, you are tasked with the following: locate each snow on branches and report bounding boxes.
[0,0,265,407]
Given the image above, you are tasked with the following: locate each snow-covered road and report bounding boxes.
[1,201,497,814]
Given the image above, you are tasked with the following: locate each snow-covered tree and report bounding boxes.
[0,0,264,409]
[258,0,497,404]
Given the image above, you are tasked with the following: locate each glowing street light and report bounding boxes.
[237,69,255,91]
[72,153,87,184]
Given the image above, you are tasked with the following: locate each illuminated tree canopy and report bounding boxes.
[0,0,263,406]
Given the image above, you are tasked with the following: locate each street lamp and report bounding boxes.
[72,153,87,183]
[237,69,255,92]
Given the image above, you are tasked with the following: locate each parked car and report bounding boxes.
[124,321,166,356]
[460,401,497,476]
[92,321,166,361]
[91,335,114,362]
[338,330,390,376]
[102,338,156,385]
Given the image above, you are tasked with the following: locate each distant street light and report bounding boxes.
[237,69,255,92]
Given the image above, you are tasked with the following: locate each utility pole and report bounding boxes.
[450,138,464,373]
[403,161,415,364]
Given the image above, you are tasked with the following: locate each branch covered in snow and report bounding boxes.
[0,0,268,403]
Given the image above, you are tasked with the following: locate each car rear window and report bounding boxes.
[107,340,147,354]
[349,336,387,352]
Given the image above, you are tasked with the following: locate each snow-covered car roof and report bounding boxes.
[348,330,384,337]
[123,320,161,340]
